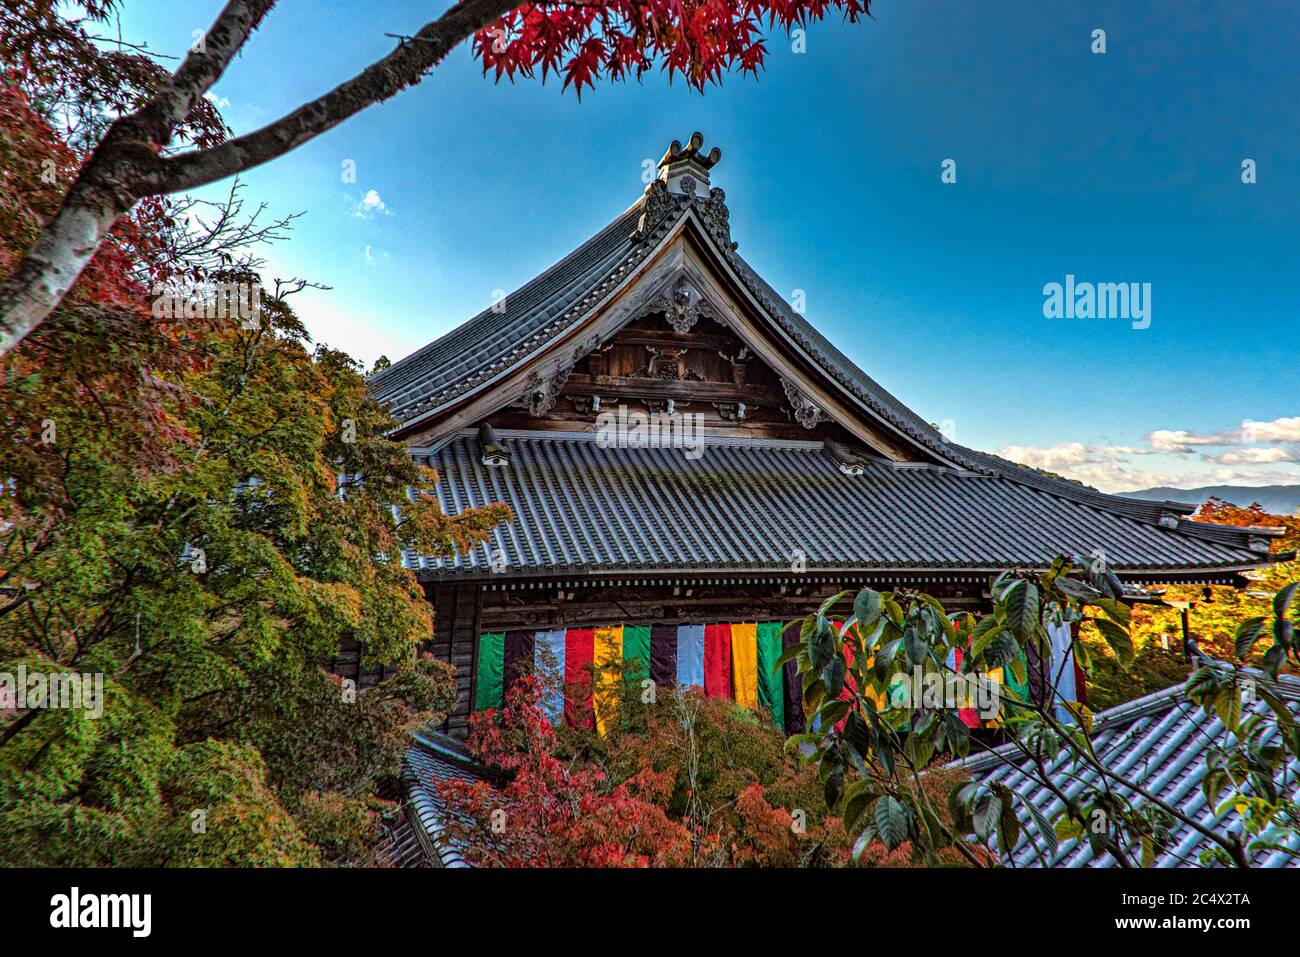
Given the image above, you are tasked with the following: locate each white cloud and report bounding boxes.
[1146,428,1237,453]
[1206,446,1297,466]
[1242,416,1300,443]
[996,442,1180,492]
[353,189,389,219]
[1147,416,1300,453]
[998,416,1300,492]
[203,91,230,110]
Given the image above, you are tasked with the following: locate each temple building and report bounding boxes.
[368,133,1281,741]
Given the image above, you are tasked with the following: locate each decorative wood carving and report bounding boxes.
[634,275,717,335]
[699,187,733,249]
[516,364,573,416]
[781,378,826,429]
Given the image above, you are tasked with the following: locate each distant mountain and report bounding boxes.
[1120,485,1300,517]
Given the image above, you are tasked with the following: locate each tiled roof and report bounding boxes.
[400,727,501,868]
[370,177,1277,573]
[955,672,1300,867]
[382,808,433,868]
[402,432,1265,579]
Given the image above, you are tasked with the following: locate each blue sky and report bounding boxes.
[113,0,1299,492]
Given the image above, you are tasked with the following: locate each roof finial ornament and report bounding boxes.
[658,131,722,196]
[635,133,734,248]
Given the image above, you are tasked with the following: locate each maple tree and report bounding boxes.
[0,64,509,864]
[439,676,694,867]
[0,0,872,354]
[438,664,986,867]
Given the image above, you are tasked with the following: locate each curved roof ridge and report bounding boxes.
[369,203,648,419]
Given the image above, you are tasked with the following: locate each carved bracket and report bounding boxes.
[516,363,573,417]
[781,378,826,430]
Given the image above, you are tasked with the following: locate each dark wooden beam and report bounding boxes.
[565,373,772,405]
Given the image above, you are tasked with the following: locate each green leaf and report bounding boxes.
[822,752,846,810]
[1213,685,1243,732]
[976,629,1019,669]
[873,637,902,680]
[816,699,851,730]
[851,826,878,862]
[968,615,1002,656]
[1274,617,1294,651]
[842,709,873,757]
[1053,814,1084,841]
[874,796,911,851]
[1091,597,1131,629]
[772,643,802,673]
[903,626,928,667]
[971,792,998,841]
[1234,616,1268,660]
[882,597,904,627]
[1004,580,1040,643]
[1017,793,1059,866]
[821,653,847,698]
[853,588,883,635]
[1262,643,1286,680]
[817,589,852,621]
[904,730,935,770]
[1258,687,1296,728]
[1091,616,1134,668]
[809,623,836,671]
[803,677,826,715]
[1274,582,1299,620]
[997,795,1021,854]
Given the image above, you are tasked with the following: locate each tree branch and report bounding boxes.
[142,0,519,196]
[0,0,516,356]
[0,0,277,355]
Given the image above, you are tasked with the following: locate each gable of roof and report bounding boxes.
[368,203,646,428]
[955,671,1300,867]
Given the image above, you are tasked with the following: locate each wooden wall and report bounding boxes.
[427,582,483,738]
[423,576,991,738]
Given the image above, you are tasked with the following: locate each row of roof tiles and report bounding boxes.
[400,432,1265,578]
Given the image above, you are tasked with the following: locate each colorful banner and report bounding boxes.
[564,628,595,730]
[470,622,808,735]
[593,625,624,736]
[503,630,534,689]
[471,619,1042,734]
[782,625,806,734]
[649,624,677,690]
[704,623,732,699]
[676,624,705,689]
[535,629,566,723]
[623,625,652,685]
